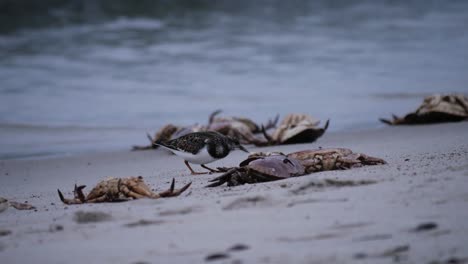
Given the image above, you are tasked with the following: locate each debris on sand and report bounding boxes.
[412,222,438,232]
[124,219,165,228]
[205,252,230,262]
[0,197,36,211]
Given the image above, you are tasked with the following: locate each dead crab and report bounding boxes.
[207,148,386,187]
[206,110,278,144]
[57,176,191,204]
[206,153,305,187]
[248,114,329,146]
[380,94,468,125]
[287,148,387,174]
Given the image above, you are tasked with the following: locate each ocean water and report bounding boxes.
[1,0,467,159]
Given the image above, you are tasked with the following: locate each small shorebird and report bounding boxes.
[154,131,249,175]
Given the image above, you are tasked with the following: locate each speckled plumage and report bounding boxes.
[158,131,230,158]
[154,131,249,174]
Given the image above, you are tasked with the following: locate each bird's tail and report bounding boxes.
[153,139,164,148]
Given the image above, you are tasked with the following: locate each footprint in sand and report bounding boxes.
[290,179,377,195]
[159,206,202,216]
[73,211,112,224]
[124,219,166,228]
[222,196,271,210]
[205,244,250,262]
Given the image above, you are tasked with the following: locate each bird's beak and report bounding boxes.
[238,145,249,153]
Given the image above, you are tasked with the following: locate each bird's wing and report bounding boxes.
[166,134,209,154]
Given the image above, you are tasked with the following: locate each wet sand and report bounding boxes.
[1,122,468,263]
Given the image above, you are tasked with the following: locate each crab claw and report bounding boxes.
[71,184,86,202]
[379,118,393,125]
[146,132,155,145]
[264,114,280,130]
[208,109,223,125]
[261,125,274,144]
[158,178,192,198]
[57,189,84,204]
[57,189,67,203]
[379,114,401,125]
[205,168,238,187]
[323,119,330,131]
[57,184,87,204]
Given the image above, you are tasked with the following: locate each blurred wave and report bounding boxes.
[0,0,206,33]
[2,0,467,33]
[1,0,468,159]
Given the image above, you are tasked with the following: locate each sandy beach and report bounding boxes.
[1,122,468,263]
[2,2,468,263]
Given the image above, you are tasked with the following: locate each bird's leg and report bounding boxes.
[184,160,208,175]
[201,164,222,174]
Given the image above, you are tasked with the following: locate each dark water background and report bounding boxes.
[1,0,467,159]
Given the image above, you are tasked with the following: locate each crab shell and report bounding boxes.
[270,114,329,144]
[206,154,305,187]
[417,94,468,117]
[210,116,259,133]
[170,125,204,139]
[239,151,286,166]
[287,148,386,173]
[208,118,257,144]
[155,123,206,142]
[133,124,194,151]
[158,115,260,145]
[83,176,158,201]
[380,94,468,125]
[207,112,281,144]
[241,154,305,180]
[153,124,179,143]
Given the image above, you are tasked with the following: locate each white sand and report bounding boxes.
[1,122,468,263]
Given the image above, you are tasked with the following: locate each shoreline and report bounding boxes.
[0,119,385,161]
[1,122,468,263]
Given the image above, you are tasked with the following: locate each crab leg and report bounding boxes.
[206,168,238,187]
[201,164,222,173]
[260,125,275,146]
[118,185,149,199]
[356,154,388,165]
[263,114,279,130]
[131,133,157,151]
